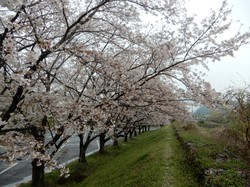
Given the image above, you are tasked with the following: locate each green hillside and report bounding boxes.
[194,105,211,115]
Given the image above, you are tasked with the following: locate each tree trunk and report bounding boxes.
[148,125,150,131]
[139,126,141,134]
[141,126,144,133]
[129,129,133,139]
[78,133,87,163]
[31,158,45,187]
[113,138,118,146]
[99,132,105,153]
[113,128,119,146]
[246,127,250,149]
[78,127,99,163]
[134,127,137,136]
[124,133,128,142]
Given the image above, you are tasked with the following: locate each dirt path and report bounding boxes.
[162,126,200,187]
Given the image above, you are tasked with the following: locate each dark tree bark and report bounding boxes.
[1,86,24,122]
[113,138,118,146]
[141,125,145,133]
[30,116,47,187]
[78,121,100,163]
[113,127,119,146]
[99,132,106,153]
[31,159,45,187]
[78,133,87,163]
[112,128,125,146]
[133,127,137,136]
[124,132,128,142]
[129,128,133,139]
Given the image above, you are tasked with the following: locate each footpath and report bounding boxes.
[162,125,200,187]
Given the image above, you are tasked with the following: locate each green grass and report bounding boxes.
[80,126,199,187]
[20,126,199,187]
[174,122,250,187]
[162,127,200,187]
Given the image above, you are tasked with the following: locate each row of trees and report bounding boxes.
[0,0,249,186]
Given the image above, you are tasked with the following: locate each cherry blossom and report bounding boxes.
[0,0,249,186]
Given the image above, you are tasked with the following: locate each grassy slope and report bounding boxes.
[174,123,250,187]
[20,126,199,187]
[76,126,199,187]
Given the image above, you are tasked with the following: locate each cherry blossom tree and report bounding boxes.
[0,0,250,186]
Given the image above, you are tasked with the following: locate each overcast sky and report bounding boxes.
[186,0,250,92]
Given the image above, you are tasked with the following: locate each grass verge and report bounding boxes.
[20,126,200,187]
[173,122,250,187]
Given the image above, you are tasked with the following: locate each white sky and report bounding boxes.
[186,0,250,92]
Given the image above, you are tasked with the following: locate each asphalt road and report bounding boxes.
[0,135,99,187]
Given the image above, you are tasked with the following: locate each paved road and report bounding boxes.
[0,135,99,187]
